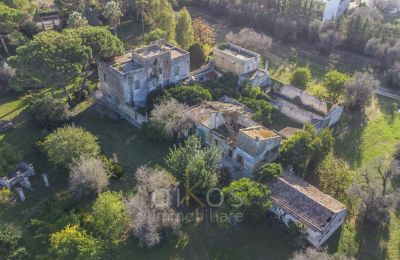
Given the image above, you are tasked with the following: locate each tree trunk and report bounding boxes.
[61,83,72,102]
[0,35,10,56]
[77,68,93,101]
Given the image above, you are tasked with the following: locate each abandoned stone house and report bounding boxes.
[213,43,272,88]
[185,99,281,174]
[97,40,190,124]
[269,171,347,247]
[270,84,343,133]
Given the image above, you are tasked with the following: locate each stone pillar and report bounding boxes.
[112,153,118,163]
[16,187,25,202]
[71,122,75,127]
[42,173,50,188]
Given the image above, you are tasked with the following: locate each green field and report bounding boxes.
[1,93,299,259]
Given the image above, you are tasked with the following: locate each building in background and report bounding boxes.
[306,0,351,20]
[213,43,272,88]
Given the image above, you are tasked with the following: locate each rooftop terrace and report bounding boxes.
[216,43,259,61]
[107,52,143,73]
[134,42,188,59]
[240,126,278,140]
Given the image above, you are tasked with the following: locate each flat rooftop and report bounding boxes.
[240,126,278,140]
[217,45,254,60]
[135,42,188,59]
[108,52,143,73]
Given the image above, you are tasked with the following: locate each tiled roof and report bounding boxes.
[269,172,346,232]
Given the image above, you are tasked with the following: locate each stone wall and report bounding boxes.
[275,85,328,115]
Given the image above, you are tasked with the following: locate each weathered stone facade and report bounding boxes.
[269,171,347,247]
[271,84,343,132]
[213,43,272,88]
[97,40,190,124]
[186,99,281,174]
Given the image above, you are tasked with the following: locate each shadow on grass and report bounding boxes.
[334,108,368,167]
[74,105,172,193]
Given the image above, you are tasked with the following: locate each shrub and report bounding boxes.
[29,97,72,129]
[100,155,124,179]
[257,163,283,183]
[167,85,212,106]
[92,191,129,246]
[201,73,239,99]
[50,224,103,259]
[239,97,276,126]
[0,224,27,259]
[291,67,311,88]
[323,70,351,102]
[188,42,207,70]
[0,188,12,204]
[0,142,20,177]
[145,28,167,44]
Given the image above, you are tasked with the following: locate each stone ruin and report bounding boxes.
[0,162,49,201]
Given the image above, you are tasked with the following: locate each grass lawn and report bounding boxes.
[1,92,299,259]
[334,96,400,167]
[117,19,147,49]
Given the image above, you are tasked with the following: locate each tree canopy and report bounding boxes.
[144,0,176,42]
[166,135,222,198]
[291,67,311,88]
[39,126,100,168]
[8,31,91,96]
[222,178,271,224]
[92,191,129,246]
[50,224,103,260]
[280,124,334,175]
[175,7,194,50]
[315,153,354,201]
[323,70,351,102]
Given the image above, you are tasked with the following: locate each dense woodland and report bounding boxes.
[0,0,400,259]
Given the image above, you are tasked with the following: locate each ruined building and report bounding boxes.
[269,171,347,247]
[97,40,190,124]
[185,99,281,174]
[271,85,343,133]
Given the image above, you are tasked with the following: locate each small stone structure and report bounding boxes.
[0,162,35,190]
[213,43,272,88]
[0,162,36,201]
[42,173,50,188]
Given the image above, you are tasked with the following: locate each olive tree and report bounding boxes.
[125,166,180,247]
[344,72,380,109]
[69,155,110,198]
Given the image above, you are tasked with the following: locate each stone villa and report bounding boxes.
[97,40,190,123]
[269,171,347,247]
[213,43,272,88]
[185,99,281,174]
